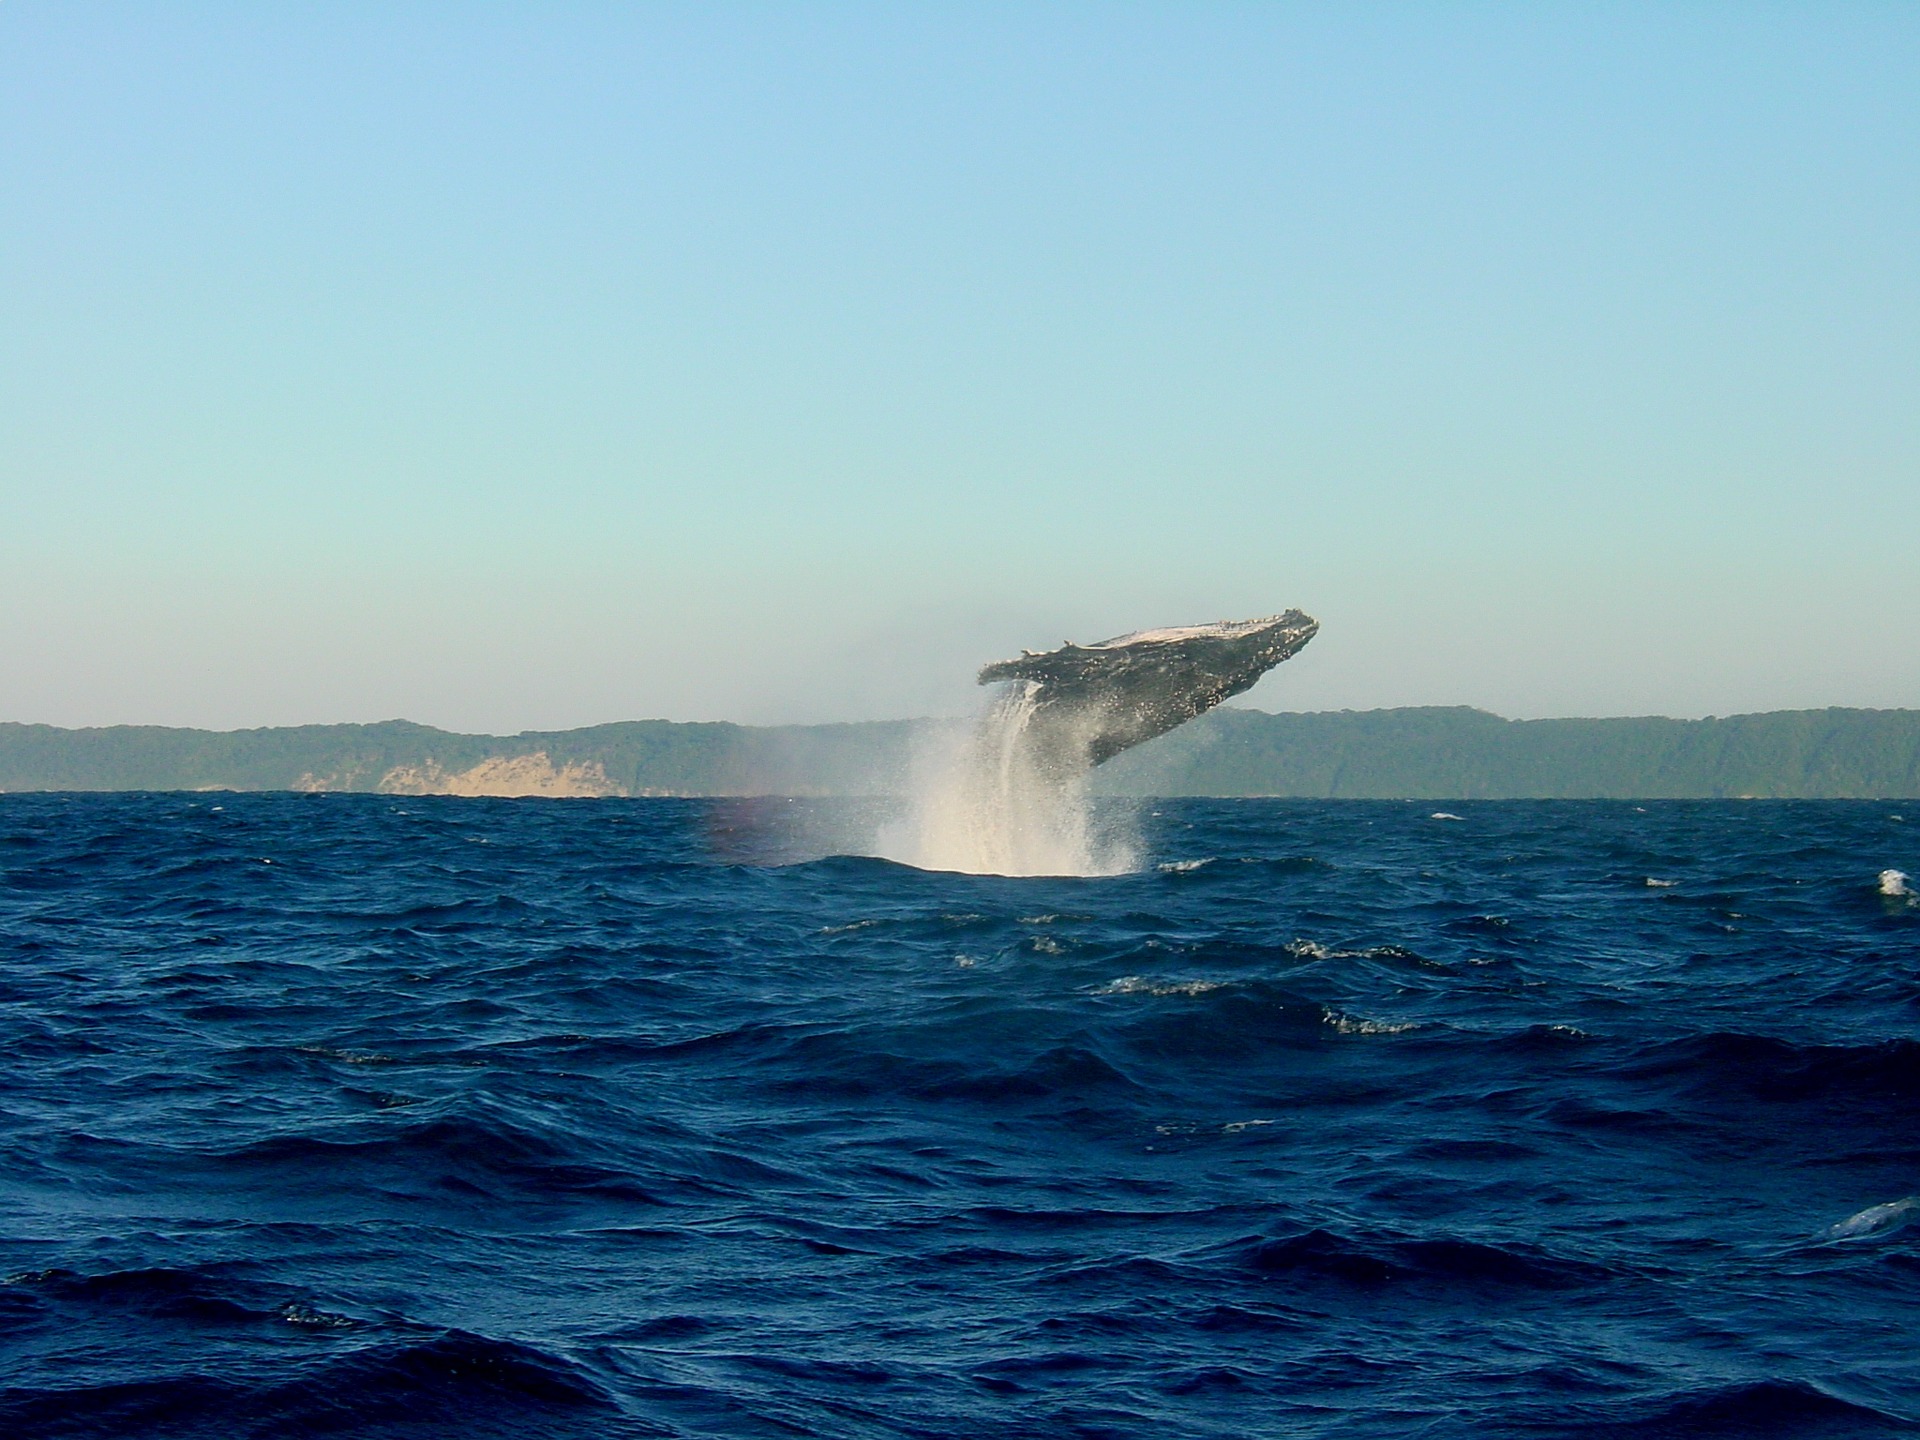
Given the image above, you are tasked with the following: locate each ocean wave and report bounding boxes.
[1820,1196,1920,1242]
[0,1331,624,1440]
[1626,1032,1920,1110]
[1225,1226,1615,1291]
[210,1111,672,1208]
[1559,1378,1914,1437]
[1154,854,1325,879]
[6,793,1919,1437]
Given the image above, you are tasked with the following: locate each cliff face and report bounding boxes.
[1,708,1916,799]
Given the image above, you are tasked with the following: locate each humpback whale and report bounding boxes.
[977,610,1319,774]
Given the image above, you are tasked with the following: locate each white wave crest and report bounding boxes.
[1821,1196,1918,1242]
[1879,869,1911,898]
[1324,1012,1419,1036]
[1098,974,1225,997]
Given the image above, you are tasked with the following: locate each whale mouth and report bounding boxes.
[1086,612,1319,650]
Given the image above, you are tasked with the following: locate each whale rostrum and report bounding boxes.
[977,610,1319,771]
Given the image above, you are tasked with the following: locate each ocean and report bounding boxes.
[2,792,1917,1438]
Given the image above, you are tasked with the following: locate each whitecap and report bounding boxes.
[1821,1196,1918,1241]
[1431,812,1464,822]
[1645,877,1678,888]
[281,1301,357,1329]
[1157,858,1213,874]
[1097,974,1223,997]
[1283,939,1431,967]
[1879,869,1911,898]
[819,918,885,936]
[1324,1012,1418,1036]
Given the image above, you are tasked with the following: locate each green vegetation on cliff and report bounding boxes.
[1094,707,1920,799]
[1,707,1916,799]
[0,718,924,798]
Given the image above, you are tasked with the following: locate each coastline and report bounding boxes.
[3,707,1917,800]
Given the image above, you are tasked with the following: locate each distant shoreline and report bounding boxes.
[3,707,1917,800]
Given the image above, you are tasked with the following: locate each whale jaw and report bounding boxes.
[977,610,1318,771]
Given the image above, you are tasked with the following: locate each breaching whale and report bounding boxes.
[977,610,1319,774]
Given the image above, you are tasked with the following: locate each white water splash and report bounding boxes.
[876,683,1139,876]
[1880,869,1911,898]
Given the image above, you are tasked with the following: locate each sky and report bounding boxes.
[3,3,1916,733]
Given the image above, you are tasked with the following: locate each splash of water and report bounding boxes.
[877,683,1139,877]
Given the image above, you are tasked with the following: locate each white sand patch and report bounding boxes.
[378,753,623,798]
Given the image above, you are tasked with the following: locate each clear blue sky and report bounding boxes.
[4,3,1915,731]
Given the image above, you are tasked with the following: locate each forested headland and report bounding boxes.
[3,707,1916,799]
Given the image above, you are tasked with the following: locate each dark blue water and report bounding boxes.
[2,794,1918,1438]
